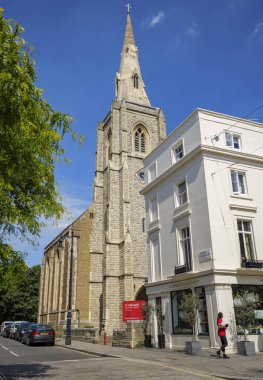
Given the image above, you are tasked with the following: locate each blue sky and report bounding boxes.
[2,0,263,267]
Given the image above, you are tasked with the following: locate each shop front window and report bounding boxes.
[232,285,263,335]
[171,287,209,335]
[171,289,192,335]
[195,286,209,335]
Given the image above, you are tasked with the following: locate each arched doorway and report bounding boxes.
[135,285,147,302]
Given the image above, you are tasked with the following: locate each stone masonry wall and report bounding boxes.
[65,328,99,344]
[88,98,166,335]
[112,321,144,348]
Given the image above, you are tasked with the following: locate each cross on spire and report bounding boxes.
[125,3,131,14]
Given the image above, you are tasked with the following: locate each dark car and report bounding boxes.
[15,321,31,342]
[2,323,12,338]
[22,324,55,346]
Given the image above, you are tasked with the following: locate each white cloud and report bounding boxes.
[142,11,165,28]
[186,22,199,39]
[252,22,263,36]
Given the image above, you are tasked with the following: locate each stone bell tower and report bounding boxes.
[89,7,166,334]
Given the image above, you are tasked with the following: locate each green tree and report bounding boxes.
[234,291,260,341]
[142,303,154,336]
[0,253,40,322]
[179,293,202,341]
[12,265,41,321]
[0,250,27,321]
[0,8,82,256]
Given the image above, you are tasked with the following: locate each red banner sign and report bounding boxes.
[122,300,145,322]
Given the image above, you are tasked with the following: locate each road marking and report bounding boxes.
[9,350,19,357]
[1,346,8,350]
[122,356,225,380]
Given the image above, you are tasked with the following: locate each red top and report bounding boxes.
[217,318,226,337]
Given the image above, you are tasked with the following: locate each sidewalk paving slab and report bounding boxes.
[55,338,263,380]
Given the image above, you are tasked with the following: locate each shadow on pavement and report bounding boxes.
[0,363,54,379]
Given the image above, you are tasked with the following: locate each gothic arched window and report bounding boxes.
[134,126,148,154]
[140,133,145,153]
[133,74,139,89]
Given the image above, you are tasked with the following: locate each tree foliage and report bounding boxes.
[0,8,82,256]
[234,290,260,341]
[142,303,154,335]
[0,249,40,322]
[179,293,202,341]
[155,303,164,334]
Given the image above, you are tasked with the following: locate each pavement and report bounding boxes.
[56,338,263,380]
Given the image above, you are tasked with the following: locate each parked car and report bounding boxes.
[0,321,12,336]
[9,321,26,339]
[2,323,12,338]
[22,324,55,346]
[15,321,31,342]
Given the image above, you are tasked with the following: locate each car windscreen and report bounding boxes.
[31,325,53,331]
[21,322,31,329]
[34,325,54,332]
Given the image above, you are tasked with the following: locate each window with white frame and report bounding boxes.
[231,170,247,196]
[175,181,187,206]
[149,197,158,222]
[237,220,255,261]
[179,227,192,270]
[172,143,184,164]
[151,238,161,282]
[148,163,157,183]
[225,132,241,149]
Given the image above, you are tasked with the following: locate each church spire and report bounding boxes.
[123,4,135,47]
[115,6,151,106]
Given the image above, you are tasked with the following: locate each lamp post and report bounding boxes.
[57,229,79,346]
[65,229,74,345]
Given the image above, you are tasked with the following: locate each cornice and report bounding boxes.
[229,204,257,212]
[146,267,263,290]
[141,144,263,195]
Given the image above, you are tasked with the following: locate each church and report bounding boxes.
[38,9,166,335]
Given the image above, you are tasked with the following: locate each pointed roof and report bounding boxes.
[115,8,151,106]
[122,13,135,49]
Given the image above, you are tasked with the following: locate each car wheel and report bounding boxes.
[50,342,55,346]
[26,337,31,346]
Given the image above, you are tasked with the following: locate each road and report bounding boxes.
[0,336,224,379]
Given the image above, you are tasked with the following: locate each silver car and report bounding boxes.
[0,321,12,336]
[9,321,26,339]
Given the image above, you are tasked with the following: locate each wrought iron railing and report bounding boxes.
[175,264,191,274]
[241,259,263,269]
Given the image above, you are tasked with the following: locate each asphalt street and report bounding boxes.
[0,336,225,380]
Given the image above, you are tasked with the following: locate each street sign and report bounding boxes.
[199,249,212,263]
[122,300,145,322]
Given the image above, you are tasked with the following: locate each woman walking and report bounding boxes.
[217,312,230,359]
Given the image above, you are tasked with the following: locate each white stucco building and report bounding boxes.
[141,108,263,352]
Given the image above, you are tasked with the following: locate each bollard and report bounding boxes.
[104,331,107,345]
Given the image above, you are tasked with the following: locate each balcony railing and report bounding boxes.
[241,259,263,269]
[175,264,191,274]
